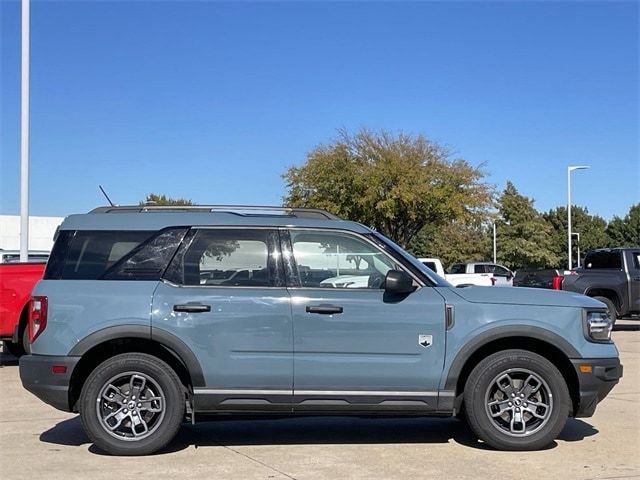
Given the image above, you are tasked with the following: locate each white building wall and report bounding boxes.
[0,215,65,251]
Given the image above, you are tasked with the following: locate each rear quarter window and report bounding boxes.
[45,231,155,279]
[584,251,622,270]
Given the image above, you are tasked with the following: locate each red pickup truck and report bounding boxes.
[0,262,46,357]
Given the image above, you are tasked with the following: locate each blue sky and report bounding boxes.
[1,1,638,220]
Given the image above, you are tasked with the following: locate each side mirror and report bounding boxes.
[385,270,415,294]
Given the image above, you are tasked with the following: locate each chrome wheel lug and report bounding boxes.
[138,403,142,408]
[508,402,513,406]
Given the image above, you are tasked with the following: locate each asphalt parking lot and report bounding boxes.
[1,322,638,480]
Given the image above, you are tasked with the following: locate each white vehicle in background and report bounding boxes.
[0,249,49,263]
[449,262,515,286]
[418,258,496,287]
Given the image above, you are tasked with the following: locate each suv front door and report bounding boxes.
[152,228,293,412]
[283,229,446,412]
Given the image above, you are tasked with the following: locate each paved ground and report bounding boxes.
[1,322,638,480]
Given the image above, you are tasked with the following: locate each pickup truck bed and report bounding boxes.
[0,262,45,357]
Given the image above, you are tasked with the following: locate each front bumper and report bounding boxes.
[19,354,80,412]
[571,357,623,417]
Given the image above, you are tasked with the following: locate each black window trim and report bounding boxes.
[160,226,286,289]
[280,227,426,290]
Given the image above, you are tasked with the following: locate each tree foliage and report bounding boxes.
[140,193,194,206]
[495,182,560,269]
[606,204,640,247]
[283,128,493,247]
[543,206,609,266]
[408,220,491,270]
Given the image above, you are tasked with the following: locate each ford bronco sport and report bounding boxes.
[19,205,622,455]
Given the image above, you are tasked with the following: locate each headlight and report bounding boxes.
[583,310,612,342]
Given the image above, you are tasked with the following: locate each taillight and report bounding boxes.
[552,276,564,290]
[28,296,48,343]
[490,277,497,286]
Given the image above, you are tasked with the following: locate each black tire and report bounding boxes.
[2,340,24,358]
[79,353,185,456]
[463,349,570,451]
[2,324,29,358]
[592,296,618,326]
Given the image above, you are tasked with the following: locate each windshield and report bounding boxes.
[368,232,453,287]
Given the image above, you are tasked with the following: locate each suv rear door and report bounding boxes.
[283,229,446,412]
[152,227,293,412]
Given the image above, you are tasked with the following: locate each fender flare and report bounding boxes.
[68,325,205,386]
[443,325,581,392]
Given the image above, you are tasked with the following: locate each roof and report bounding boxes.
[59,205,372,234]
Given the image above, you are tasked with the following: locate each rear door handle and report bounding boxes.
[306,305,343,315]
[173,304,211,313]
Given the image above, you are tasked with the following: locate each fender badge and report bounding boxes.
[418,334,433,348]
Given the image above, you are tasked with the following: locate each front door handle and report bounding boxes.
[173,304,211,313]
[306,305,344,315]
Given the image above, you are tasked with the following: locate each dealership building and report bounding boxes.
[0,215,64,251]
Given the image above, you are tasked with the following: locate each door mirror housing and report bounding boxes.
[385,270,415,294]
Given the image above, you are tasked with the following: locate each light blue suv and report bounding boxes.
[19,205,622,455]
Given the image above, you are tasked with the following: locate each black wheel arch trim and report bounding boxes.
[68,325,205,387]
[443,325,581,392]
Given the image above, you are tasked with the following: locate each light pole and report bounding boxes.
[572,232,581,268]
[492,221,497,264]
[567,165,590,270]
[19,0,30,262]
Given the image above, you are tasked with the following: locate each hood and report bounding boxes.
[449,285,605,309]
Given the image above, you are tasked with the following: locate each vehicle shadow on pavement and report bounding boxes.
[613,324,640,331]
[0,351,19,367]
[39,415,598,455]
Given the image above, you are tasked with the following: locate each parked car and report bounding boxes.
[562,248,640,323]
[20,205,621,455]
[417,257,495,287]
[0,262,46,357]
[0,249,49,263]
[513,268,564,290]
[449,262,514,286]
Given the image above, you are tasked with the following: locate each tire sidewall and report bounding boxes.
[464,349,570,451]
[593,296,617,325]
[79,353,184,456]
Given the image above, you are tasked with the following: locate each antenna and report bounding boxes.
[98,185,116,207]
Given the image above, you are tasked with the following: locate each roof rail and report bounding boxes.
[89,205,341,220]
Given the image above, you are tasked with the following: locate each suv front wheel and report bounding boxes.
[79,353,185,455]
[463,349,570,450]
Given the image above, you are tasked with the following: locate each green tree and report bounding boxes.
[495,182,559,269]
[606,204,640,246]
[139,193,194,206]
[408,219,492,270]
[543,206,609,267]
[283,128,493,247]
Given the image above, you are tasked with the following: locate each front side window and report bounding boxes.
[449,264,465,274]
[289,230,398,289]
[164,229,281,287]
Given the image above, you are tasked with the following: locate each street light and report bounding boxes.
[19,0,30,262]
[572,232,581,268]
[567,165,590,270]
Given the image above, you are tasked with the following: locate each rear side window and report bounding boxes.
[45,231,154,279]
[584,251,622,270]
[422,261,437,272]
[449,264,465,274]
[164,229,283,287]
[103,228,188,280]
[473,265,487,274]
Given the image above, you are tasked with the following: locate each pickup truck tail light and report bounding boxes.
[28,296,48,343]
[551,275,564,290]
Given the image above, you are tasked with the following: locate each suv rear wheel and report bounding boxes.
[79,353,185,455]
[463,349,570,450]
